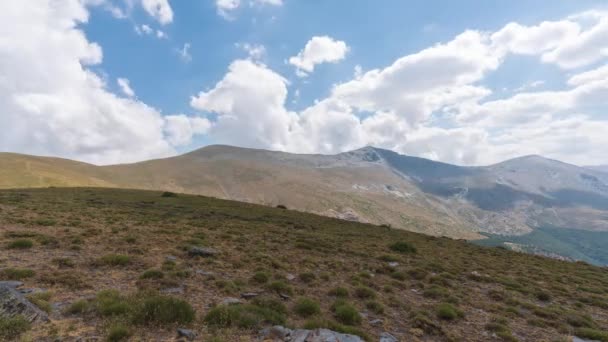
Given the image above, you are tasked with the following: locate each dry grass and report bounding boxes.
[0,188,607,341]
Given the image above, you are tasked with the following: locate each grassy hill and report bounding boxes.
[1,188,608,341]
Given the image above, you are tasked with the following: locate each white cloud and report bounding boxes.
[177,43,192,63]
[189,10,608,166]
[215,0,283,19]
[216,0,241,19]
[164,115,212,146]
[0,1,203,165]
[140,0,173,25]
[288,36,350,76]
[493,12,608,69]
[117,78,135,97]
[236,43,266,60]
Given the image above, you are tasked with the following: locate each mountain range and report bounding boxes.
[2,145,608,263]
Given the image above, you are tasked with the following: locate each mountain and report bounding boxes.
[2,145,608,263]
[3,188,608,341]
[587,165,608,173]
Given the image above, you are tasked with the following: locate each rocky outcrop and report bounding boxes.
[260,325,364,342]
[188,246,218,257]
[0,285,49,323]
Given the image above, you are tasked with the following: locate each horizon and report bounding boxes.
[2,1,608,167]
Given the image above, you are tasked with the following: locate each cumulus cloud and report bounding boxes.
[140,0,173,25]
[177,43,192,63]
[289,36,350,77]
[0,1,201,165]
[190,10,608,166]
[164,115,212,146]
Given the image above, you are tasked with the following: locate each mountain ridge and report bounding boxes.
[2,145,608,252]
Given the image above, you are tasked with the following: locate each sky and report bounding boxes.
[1,1,608,166]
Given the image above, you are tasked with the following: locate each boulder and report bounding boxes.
[0,285,49,323]
[260,325,364,342]
[177,328,196,341]
[221,297,243,305]
[0,281,24,288]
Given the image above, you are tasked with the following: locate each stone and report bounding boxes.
[409,328,424,337]
[221,297,242,305]
[195,269,214,276]
[188,246,218,257]
[286,274,296,281]
[166,256,177,262]
[177,328,196,341]
[369,318,383,326]
[241,292,260,299]
[388,262,399,267]
[162,286,184,294]
[279,293,291,300]
[379,332,398,342]
[0,281,23,288]
[0,285,49,323]
[259,326,364,342]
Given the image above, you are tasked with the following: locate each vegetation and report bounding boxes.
[0,316,30,340]
[7,238,33,249]
[1,187,608,340]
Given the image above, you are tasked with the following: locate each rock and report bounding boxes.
[259,326,364,342]
[286,274,296,281]
[177,328,196,341]
[241,292,260,299]
[162,286,184,294]
[279,293,291,300]
[188,246,218,257]
[195,269,214,276]
[369,318,383,326]
[0,285,49,323]
[379,332,398,342]
[221,297,242,305]
[573,337,601,342]
[19,288,47,295]
[166,255,177,262]
[0,281,23,288]
[388,262,399,268]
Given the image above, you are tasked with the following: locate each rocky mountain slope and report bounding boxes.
[1,188,607,341]
[2,145,608,261]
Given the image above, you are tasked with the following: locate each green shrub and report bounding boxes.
[294,298,320,317]
[329,287,349,298]
[436,303,462,320]
[574,328,608,342]
[535,290,552,302]
[131,294,195,325]
[96,290,129,317]
[1,267,35,280]
[299,272,316,283]
[161,192,178,198]
[251,271,269,284]
[332,300,361,326]
[366,301,384,314]
[251,297,287,315]
[99,254,131,266]
[268,281,293,295]
[52,257,75,268]
[354,286,376,299]
[389,241,416,254]
[204,304,285,329]
[7,239,33,249]
[140,269,164,279]
[66,300,90,315]
[26,292,52,313]
[106,323,131,342]
[0,315,30,339]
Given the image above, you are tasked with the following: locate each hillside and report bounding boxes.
[2,146,608,263]
[1,188,608,341]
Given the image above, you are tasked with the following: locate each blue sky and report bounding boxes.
[1,1,608,165]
